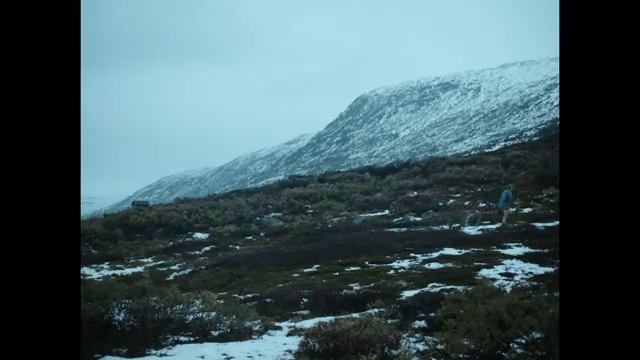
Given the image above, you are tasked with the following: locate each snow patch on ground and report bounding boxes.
[191,232,210,240]
[400,283,468,299]
[100,309,381,360]
[81,260,164,281]
[477,259,555,292]
[461,223,503,235]
[387,248,475,269]
[303,265,320,273]
[532,221,559,229]
[166,268,193,280]
[423,262,455,269]
[495,243,548,256]
[359,209,390,217]
[189,245,215,255]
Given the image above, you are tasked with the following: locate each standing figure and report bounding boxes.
[498,185,513,224]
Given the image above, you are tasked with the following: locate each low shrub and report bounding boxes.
[296,315,402,359]
[431,283,559,360]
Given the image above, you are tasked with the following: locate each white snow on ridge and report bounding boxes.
[431,248,475,257]
[359,209,390,217]
[341,283,375,294]
[159,263,183,271]
[495,243,548,256]
[191,232,210,240]
[384,226,431,232]
[81,261,164,281]
[167,268,193,280]
[400,283,468,299]
[303,265,321,273]
[532,221,559,229]
[289,309,382,330]
[412,320,428,329]
[429,225,452,230]
[461,223,503,235]
[384,227,409,232]
[189,245,215,255]
[81,264,146,280]
[387,248,475,269]
[423,262,455,270]
[393,216,423,223]
[233,293,260,300]
[127,257,156,264]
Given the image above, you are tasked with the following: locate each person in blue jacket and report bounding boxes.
[498,185,513,224]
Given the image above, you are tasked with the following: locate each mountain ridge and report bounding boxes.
[98,57,559,215]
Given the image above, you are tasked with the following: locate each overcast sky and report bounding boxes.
[81,0,559,198]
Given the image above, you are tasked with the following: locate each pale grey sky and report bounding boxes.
[81,0,559,198]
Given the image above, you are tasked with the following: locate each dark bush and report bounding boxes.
[296,315,402,359]
[255,288,306,318]
[533,157,559,188]
[432,283,559,360]
[392,291,445,330]
[306,285,398,315]
[81,280,269,359]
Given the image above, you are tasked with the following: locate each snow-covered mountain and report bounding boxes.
[100,133,316,214]
[100,57,559,214]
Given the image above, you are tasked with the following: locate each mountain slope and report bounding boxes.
[82,133,559,360]
[275,57,558,175]
[104,133,316,212]
[102,57,558,214]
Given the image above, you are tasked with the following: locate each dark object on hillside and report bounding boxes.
[420,210,439,225]
[259,214,285,227]
[464,212,481,226]
[131,200,150,208]
[353,216,367,225]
